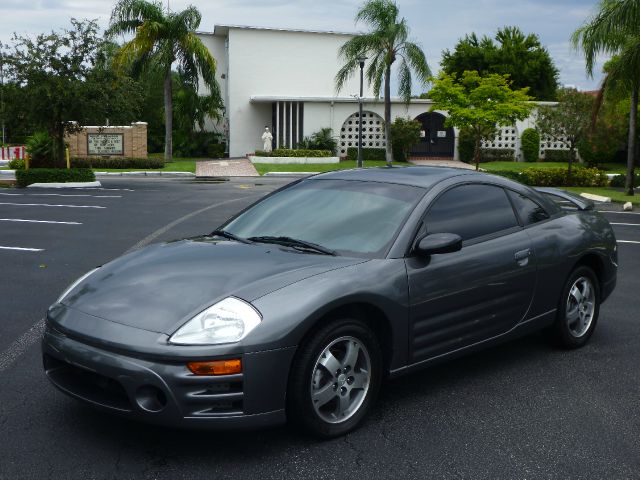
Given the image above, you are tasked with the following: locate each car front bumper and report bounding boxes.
[42,322,296,429]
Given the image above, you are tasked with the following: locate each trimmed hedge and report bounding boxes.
[16,168,95,187]
[610,173,640,188]
[490,167,608,187]
[346,147,386,161]
[70,157,164,169]
[254,148,333,158]
[542,149,571,162]
[521,128,540,162]
[481,148,516,162]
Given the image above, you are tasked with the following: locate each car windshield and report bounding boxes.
[222,179,425,257]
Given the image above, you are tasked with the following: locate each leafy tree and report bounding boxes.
[390,117,421,162]
[441,26,559,100]
[335,0,431,165]
[107,0,222,161]
[4,19,141,166]
[572,0,640,195]
[428,71,532,170]
[537,88,594,184]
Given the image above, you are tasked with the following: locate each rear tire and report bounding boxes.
[287,318,382,438]
[548,266,600,349]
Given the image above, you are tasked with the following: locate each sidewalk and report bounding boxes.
[195,158,258,177]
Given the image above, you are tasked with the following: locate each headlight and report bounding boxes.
[169,297,262,345]
[56,268,100,304]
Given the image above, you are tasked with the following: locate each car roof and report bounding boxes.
[311,166,481,188]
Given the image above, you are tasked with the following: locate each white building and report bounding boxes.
[197,25,564,161]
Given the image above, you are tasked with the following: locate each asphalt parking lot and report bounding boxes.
[1,178,639,479]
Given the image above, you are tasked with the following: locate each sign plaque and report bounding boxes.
[437,130,447,138]
[88,133,124,155]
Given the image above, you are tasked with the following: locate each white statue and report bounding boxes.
[261,127,273,152]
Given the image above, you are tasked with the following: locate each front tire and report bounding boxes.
[287,318,382,438]
[549,266,600,349]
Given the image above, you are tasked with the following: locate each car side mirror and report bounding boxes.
[415,233,462,256]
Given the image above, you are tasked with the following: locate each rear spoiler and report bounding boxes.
[534,187,595,211]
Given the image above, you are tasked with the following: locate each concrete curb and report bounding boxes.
[27,181,103,188]
[0,169,16,180]
[263,172,319,177]
[580,192,612,203]
[94,171,195,177]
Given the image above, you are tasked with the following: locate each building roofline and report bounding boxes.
[250,95,435,104]
[196,24,358,37]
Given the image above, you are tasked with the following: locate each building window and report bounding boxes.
[272,101,304,149]
[339,111,386,155]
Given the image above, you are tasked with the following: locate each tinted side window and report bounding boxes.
[425,184,518,241]
[507,191,550,225]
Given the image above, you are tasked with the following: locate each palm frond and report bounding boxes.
[107,0,164,37]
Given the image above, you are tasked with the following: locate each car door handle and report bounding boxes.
[514,248,531,266]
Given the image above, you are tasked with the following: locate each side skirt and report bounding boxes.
[388,309,556,379]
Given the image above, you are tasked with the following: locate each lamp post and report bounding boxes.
[357,56,366,168]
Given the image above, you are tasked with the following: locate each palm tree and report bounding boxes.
[335,0,431,166]
[107,0,221,161]
[572,0,640,195]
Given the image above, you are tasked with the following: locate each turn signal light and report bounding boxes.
[187,359,242,376]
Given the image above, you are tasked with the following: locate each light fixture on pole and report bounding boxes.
[357,56,367,168]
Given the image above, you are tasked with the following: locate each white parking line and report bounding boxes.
[0,246,44,252]
[0,218,81,225]
[0,202,105,209]
[618,240,640,244]
[0,193,121,198]
[611,223,640,226]
[74,187,134,192]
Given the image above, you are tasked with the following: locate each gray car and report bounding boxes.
[42,167,617,437]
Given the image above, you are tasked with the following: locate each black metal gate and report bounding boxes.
[411,112,455,157]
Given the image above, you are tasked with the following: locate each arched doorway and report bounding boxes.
[411,112,454,157]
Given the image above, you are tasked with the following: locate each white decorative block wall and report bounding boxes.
[339,111,387,155]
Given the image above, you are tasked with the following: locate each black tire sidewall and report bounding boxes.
[554,266,600,349]
[287,318,382,438]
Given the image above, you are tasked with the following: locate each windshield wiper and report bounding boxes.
[247,236,336,256]
[211,229,252,244]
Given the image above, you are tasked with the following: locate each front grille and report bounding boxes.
[174,372,244,416]
[43,354,132,412]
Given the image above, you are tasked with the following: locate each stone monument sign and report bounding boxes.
[65,122,148,158]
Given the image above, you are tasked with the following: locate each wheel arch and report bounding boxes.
[573,252,606,298]
[295,300,396,377]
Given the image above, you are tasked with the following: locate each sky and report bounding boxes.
[0,0,606,92]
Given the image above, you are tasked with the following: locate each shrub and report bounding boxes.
[8,158,25,170]
[480,148,516,162]
[346,147,386,161]
[457,128,475,163]
[26,132,56,168]
[521,128,540,162]
[542,149,571,162]
[299,128,338,153]
[390,117,421,162]
[173,131,225,157]
[15,168,95,187]
[610,174,640,188]
[253,149,333,158]
[578,132,619,167]
[491,167,607,187]
[70,157,165,169]
[207,143,226,158]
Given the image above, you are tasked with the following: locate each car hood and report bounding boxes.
[58,237,367,334]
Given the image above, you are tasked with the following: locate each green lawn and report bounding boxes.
[563,187,640,205]
[481,161,627,174]
[95,158,196,173]
[254,160,410,175]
